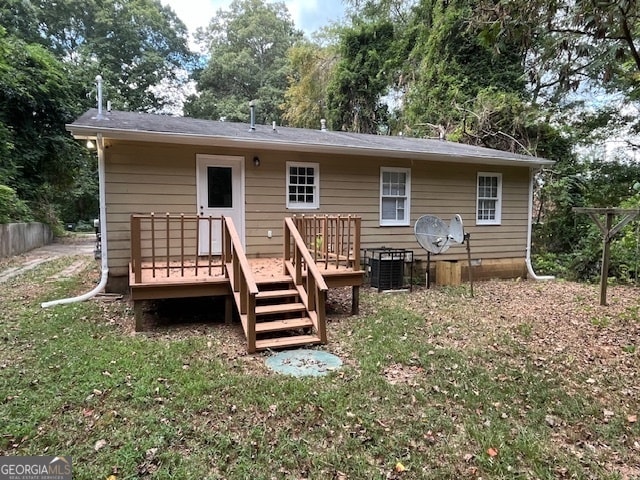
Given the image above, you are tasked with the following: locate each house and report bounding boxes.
[65,108,553,351]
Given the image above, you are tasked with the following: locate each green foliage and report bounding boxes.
[533,154,640,283]
[0,27,85,222]
[185,0,301,124]
[0,184,32,223]
[472,0,640,135]
[0,0,191,229]
[404,0,526,138]
[5,0,194,113]
[325,20,395,133]
[282,42,336,128]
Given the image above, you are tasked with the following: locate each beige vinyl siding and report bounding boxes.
[103,140,531,278]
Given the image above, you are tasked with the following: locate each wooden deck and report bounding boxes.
[129,256,364,300]
[128,214,364,352]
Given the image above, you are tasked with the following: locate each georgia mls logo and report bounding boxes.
[0,456,72,480]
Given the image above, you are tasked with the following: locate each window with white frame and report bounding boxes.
[380,167,411,226]
[476,172,502,225]
[286,162,319,209]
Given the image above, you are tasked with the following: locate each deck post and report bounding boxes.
[225,295,233,324]
[283,218,291,275]
[131,215,142,284]
[247,295,256,353]
[134,300,144,331]
[317,289,327,343]
[353,217,361,271]
[351,286,360,315]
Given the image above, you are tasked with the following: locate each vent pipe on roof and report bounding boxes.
[249,100,256,131]
[92,75,106,120]
[320,119,327,132]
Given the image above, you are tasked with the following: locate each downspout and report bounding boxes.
[42,133,109,307]
[526,167,554,281]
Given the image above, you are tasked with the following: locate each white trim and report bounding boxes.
[380,167,411,226]
[196,154,245,253]
[286,161,320,210]
[476,172,502,225]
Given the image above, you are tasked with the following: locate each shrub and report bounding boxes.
[0,185,32,223]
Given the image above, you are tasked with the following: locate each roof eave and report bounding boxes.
[66,124,555,168]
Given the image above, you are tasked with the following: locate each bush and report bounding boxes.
[74,219,95,232]
[0,185,32,223]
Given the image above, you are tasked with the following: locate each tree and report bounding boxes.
[400,0,527,141]
[473,0,640,138]
[185,0,302,124]
[282,41,337,129]
[325,20,395,133]
[1,0,193,112]
[0,27,90,223]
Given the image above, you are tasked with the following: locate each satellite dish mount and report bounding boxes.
[414,214,474,295]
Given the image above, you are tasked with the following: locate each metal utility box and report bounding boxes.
[363,248,413,292]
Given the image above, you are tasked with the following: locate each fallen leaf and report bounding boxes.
[487,447,498,457]
[628,414,637,423]
[395,462,406,472]
[94,439,107,451]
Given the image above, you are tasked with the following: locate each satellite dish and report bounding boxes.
[414,213,473,295]
[414,215,452,254]
[449,215,464,244]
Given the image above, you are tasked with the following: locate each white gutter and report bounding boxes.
[42,133,109,307]
[526,167,554,281]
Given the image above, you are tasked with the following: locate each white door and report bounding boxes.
[196,155,244,255]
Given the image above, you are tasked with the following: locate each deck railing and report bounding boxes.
[293,215,361,271]
[222,217,259,352]
[130,213,224,284]
[283,217,329,343]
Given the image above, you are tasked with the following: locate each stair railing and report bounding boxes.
[222,216,259,352]
[283,217,328,343]
[293,214,361,270]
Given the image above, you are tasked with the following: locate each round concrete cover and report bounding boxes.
[266,349,342,377]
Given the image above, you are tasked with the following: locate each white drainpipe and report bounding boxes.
[42,133,109,307]
[526,167,554,281]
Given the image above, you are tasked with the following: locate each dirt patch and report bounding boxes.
[0,234,94,284]
[383,363,425,386]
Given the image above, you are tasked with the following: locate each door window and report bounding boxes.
[207,166,233,208]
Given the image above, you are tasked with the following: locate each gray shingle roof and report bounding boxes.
[68,109,554,167]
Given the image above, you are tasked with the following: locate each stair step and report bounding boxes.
[256,289,299,300]
[255,275,292,285]
[255,317,313,333]
[255,303,306,316]
[255,334,323,351]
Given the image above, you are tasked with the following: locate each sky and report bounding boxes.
[161,0,347,44]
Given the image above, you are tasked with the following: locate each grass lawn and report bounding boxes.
[1,255,639,479]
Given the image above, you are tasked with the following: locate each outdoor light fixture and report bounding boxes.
[86,139,96,149]
[253,156,260,167]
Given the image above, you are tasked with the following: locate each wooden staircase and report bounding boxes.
[252,276,322,351]
[223,217,328,353]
